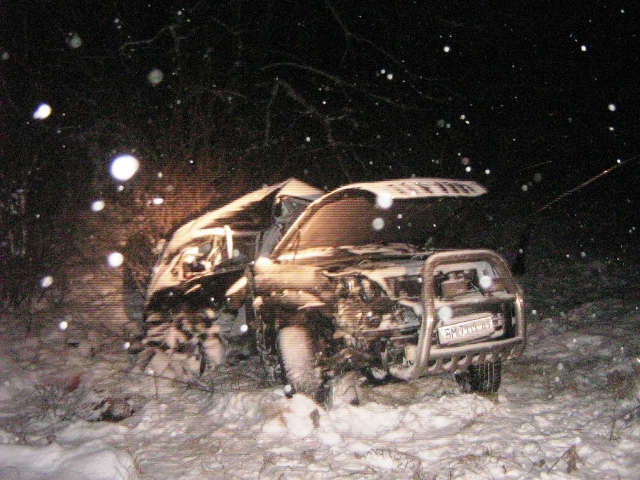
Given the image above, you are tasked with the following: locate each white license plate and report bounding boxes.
[437,316,494,345]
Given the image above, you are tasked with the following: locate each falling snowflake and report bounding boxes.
[110,155,139,181]
[33,103,52,120]
[376,192,393,209]
[372,218,385,231]
[107,252,124,267]
[67,33,83,49]
[148,68,164,86]
[91,200,105,212]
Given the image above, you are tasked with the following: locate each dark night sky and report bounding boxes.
[1,1,638,258]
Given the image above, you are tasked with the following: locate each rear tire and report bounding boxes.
[277,326,323,400]
[456,358,502,393]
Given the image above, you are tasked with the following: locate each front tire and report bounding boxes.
[277,326,322,399]
[455,358,502,393]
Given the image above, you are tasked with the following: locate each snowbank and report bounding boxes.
[2,257,640,478]
[0,440,137,480]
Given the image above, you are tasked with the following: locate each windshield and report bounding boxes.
[276,192,471,255]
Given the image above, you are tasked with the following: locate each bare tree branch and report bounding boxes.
[325,0,444,101]
[261,62,412,109]
[277,79,335,145]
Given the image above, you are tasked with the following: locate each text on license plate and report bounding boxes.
[437,316,494,345]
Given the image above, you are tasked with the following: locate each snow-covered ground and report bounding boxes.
[1,251,639,479]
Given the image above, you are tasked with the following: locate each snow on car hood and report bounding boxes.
[147,179,323,299]
[273,178,487,258]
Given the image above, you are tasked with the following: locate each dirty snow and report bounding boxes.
[1,254,640,479]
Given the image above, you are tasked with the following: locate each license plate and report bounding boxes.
[437,316,494,345]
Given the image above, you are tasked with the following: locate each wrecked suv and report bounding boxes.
[141,178,526,401]
[227,178,526,399]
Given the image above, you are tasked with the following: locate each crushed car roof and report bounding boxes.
[163,178,324,258]
[146,179,323,299]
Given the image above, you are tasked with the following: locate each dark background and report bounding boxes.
[1,1,638,306]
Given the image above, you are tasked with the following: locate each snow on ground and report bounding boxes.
[1,254,640,479]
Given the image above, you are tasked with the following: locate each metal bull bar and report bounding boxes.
[394,249,526,380]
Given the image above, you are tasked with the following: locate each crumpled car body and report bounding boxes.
[141,177,526,402]
[230,178,526,400]
[145,178,324,301]
[140,179,324,376]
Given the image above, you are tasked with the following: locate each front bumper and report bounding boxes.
[391,249,526,380]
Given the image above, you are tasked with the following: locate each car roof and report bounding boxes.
[146,179,323,299]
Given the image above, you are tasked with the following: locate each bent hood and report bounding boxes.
[273,178,487,258]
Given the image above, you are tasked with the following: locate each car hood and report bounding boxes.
[272,178,487,259]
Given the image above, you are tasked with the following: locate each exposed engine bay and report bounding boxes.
[244,246,523,387]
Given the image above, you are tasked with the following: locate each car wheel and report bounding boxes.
[277,326,323,400]
[455,358,502,393]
